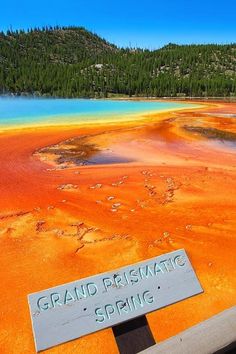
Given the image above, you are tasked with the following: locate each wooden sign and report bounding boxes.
[28,249,203,352]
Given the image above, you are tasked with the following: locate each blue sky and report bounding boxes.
[1,0,235,49]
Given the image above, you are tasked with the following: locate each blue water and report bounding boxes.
[0,97,196,127]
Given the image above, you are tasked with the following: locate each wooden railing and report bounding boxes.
[139,306,236,354]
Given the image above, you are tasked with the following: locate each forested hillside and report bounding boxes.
[0,26,235,97]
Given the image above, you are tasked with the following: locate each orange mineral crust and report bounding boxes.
[0,101,236,353]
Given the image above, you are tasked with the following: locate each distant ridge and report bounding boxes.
[0,26,235,97]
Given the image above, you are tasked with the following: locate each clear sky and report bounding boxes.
[1,0,235,49]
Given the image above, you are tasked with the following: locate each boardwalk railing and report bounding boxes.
[139,306,236,354]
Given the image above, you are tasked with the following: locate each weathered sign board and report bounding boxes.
[28,249,203,352]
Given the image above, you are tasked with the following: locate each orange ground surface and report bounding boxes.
[0,101,236,353]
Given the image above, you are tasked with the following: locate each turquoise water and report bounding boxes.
[0,97,197,127]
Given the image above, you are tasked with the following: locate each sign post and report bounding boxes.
[28,249,203,352]
[112,315,155,354]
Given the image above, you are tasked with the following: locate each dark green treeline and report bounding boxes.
[0,26,235,98]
